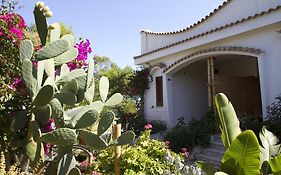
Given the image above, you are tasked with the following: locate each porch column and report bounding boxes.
[207,57,216,112]
[164,74,174,128]
[257,54,267,119]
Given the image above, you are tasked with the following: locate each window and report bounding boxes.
[156,76,163,106]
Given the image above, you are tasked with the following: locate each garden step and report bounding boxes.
[210,140,225,151]
[211,134,222,143]
[195,153,221,167]
[202,148,225,158]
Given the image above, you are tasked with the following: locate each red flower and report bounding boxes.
[144,123,152,130]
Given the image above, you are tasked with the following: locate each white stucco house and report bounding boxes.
[134,0,281,128]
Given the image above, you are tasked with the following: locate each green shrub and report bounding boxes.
[149,120,167,134]
[164,112,215,152]
[265,94,281,139]
[93,130,184,175]
[238,113,263,136]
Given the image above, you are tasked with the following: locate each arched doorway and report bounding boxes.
[165,51,263,126]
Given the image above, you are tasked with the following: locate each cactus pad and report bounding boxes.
[19,40,33,61]
[56,69,86,86]
[79,130,108,151]
[40,128,77,146]
[75,109,98,129]
[26,141,44,167]
[36,39,69,61]
[61,34,75,46]
[32,105,51,125]
[98,111,115,136]
[49,23,61,42]
[99,76,109,102]
[54,91,77,106]
[105,93,123,106]
[61,79,78,95]
[22,59,37,96]
[54,47,78,66]
[68,167,82,175]
[33,6,48,46]
[116,131,135,146]
[84,78,95,104]
[32,85,54,107]
[57,153,77,175]
[49,98,64,128]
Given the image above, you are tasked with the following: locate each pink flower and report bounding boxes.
[181,147,189,158]
[144,123,152,130]
[44,143,52,155]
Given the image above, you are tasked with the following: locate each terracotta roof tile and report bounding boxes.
[141,0,231,35]
[134,5,281,59]
[163,46,263,73]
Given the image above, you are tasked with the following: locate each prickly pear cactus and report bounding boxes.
[16,1,136,174]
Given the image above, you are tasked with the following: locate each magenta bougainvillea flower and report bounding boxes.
[67,39,92,71]
[0,13,26,45]
[10,75,25,90]
[144,123,153,130]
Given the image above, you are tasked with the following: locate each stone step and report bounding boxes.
[202,148,225,158]
[210,140,225,151]
[211,134,222,143]
[195,153,221,167]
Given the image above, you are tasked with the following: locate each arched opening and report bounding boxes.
[169,54,262,126]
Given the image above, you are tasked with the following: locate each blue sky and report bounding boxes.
[18,0,225,68]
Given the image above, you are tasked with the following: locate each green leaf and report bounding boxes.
[36,39,69,61]
[32,85,54,107]
[75,110,98,129]
[221,130,260,175]
[105,93,123,106]
[54,91,77,106]
[19,40,33,61]
[49,23,61,42]
[261,161,272,175]
[54,47,78,66]
[32,105,51,125]
[215,93,241,149]
[99,76,109,102]
[260,126,281,165]
[269,155,281,174]
[79,130,108,151]
[33,6,48,46]
[116,131,135,146]
[57,153,77,175]
[40,128,77,146]
[98,111,115,136]
[195,161,215,175]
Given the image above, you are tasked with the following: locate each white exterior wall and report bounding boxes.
[173,60,209,124]
[136,0,281,126]
[144,68,167,123]
[141,0,281,53]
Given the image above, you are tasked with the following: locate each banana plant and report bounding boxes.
[215,93,241,149]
